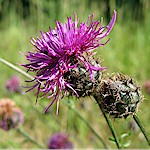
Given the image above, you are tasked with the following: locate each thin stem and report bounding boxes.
[17,127,45,148]
[133,114,150,146]
[0,58,34,80]
[100,105,121,149]
[94,95,121,149]
[63,100,109,149]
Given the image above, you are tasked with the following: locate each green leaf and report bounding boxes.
[109,137,116,142]
[120,132,131,140]
[123,140,131,148]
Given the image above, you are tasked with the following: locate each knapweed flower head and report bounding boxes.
[22,11,116,113]
[6,76,21,93]
[94,73,143,118]
[0,98,23,131]
[65,57,102,97]
[48,133,73,149]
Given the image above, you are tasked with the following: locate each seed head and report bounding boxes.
[94,73,143,118]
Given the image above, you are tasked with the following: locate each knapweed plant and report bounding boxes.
[0,10,149,149]
[21,11,116,114]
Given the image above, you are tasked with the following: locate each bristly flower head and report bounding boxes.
[94,73,143,118]
[0,98,23,131]
[22,11,116,113]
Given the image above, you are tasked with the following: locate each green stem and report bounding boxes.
[64,100,109,149]
[100,105,121,149]
[133,114,150,146]
[17,128,44,148]
[94,94,121,149]
[0,58,34,80]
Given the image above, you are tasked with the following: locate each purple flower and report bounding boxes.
[0,98,24,131]
[48,133,73,149]
[22,11,116,113]
[6,76,21,93]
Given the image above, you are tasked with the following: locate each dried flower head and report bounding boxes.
[64,57,102,97]
[0,98,23,131]
[48,133,73,149]
[22,11,116,113]
[94,73,143,118]
[6,76,21,93]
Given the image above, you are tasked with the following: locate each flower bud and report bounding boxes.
[94,73,143,118]
[64,57,102,97]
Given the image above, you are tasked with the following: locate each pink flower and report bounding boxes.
[0,98,23,131]
[6,76,21,93]
[22,11,116,113]
[48,133,73,149]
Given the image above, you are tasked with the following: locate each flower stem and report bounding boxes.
[100,105,121,149]
[133,114,150,146]
[0,58,34,80]
[17,127,45,148]
[93,95,121,149]
[63,99,109,149]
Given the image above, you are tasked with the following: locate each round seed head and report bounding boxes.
[95,73,143,118]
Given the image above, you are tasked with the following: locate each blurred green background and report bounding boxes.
[0,0,150,148]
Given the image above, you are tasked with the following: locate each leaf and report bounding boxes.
[123,140,131,148]
[120,132,131,140]
[109,137,116,142]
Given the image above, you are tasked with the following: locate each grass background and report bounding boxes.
[0,0,150,148]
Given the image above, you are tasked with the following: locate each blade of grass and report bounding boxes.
[17,127,45,148]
